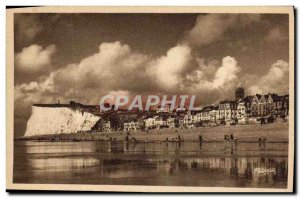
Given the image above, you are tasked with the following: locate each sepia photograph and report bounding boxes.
[6,6,294,192]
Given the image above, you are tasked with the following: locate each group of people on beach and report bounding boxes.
[224,134,238,142]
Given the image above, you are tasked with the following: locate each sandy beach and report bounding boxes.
[17,122,289,143]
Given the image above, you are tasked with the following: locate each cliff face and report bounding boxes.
[24,106,101,137]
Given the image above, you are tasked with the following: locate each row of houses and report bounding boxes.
[91,87,289,132]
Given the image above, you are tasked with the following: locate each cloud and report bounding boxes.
[14,41,288,136]
[15,42,150,106]
[16,81,39,93]
[15,14,43,41]
[149,45,192,90]
[184,56,241,105]
[13,13,290,137]
[184,14,261,47]
[248,60,289,94]
[185,14,235,46]
[15,44,56,72]
[15,41,241,109]
[265,26,288,42]
[213,56,240,87]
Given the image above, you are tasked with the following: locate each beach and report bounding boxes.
[18,122,289,143]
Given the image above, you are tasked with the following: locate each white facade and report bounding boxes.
[145,118,155,129]
[166,117,175,128]
[124,121,139,131]
[237,102,246,120]
[209,110,219,122]
[219,101,237,122]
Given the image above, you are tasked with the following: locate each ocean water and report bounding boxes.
[13,140,288,188]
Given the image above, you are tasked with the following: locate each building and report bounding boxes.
[195,113,201,123]
[176,115,185,128]
[153,116,167,128]
[123,121,139,131]
[219,100,237,124]
[251,94,276,118]
[237,95,252,123]
[156,104,171,113]
[145,117,156,129]
[251,94,259,117]
[102,120,111,132]
[267,94,289,116]
[209,106,219,123]
[199,106,214,122]
[265,94,276,116]
[166,117,175,128]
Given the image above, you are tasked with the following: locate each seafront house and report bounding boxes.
[153,116,167,129]
[145,117,156,130]
[200,106,214,122]
[102,120,111,132]
[166,117,175,128]
[219,100,237,125]
[123,121,140,131]
[251,94,261,117]
[156,104,171,113]
[251,94,277,118]
[269,93,289,117]
[265,94,275,116]
[209,106,219,123]
[273,94,284,115]
[237,96,252,124]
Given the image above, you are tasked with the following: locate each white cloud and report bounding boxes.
[213,56,240,88]
[15,41,288,115]
[248,60,289,94]
[150,45,192,90]
[15,42,150,105]
[15,42,240,108]
[16,44,56,72]
[184,56,241,105]
[17,81,39,92]
[184,14,261,47]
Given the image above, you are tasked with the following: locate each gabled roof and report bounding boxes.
[254,94,262,100]
[242,95,253,103]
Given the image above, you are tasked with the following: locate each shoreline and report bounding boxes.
[16,122,289,143]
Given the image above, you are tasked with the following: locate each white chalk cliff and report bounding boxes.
[24,106,101,137]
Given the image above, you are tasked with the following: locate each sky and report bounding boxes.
[14,13,290,136]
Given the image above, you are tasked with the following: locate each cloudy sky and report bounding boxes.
[14,13,289,136]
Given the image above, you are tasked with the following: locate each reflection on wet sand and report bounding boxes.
[14,141,288,188]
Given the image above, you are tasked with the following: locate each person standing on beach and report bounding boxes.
[234,136,238,150]
[199,135,203,143]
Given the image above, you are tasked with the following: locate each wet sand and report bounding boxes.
[13,123,289,187]
[13,140,288,187]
